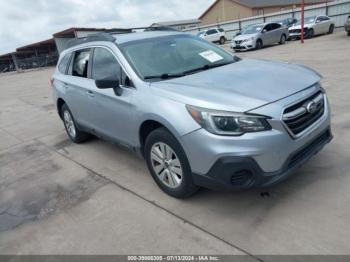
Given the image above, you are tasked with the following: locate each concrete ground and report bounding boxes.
[0,32,349,258]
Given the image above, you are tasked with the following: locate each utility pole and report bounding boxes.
[301,0,305,44]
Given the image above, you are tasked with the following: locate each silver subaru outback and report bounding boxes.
[52,28,332,198]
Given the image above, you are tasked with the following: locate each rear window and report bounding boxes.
[58,53,71,74]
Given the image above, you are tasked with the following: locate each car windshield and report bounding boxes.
[119,34,237,81]
[296,16,316,25]
[241,24,263,35]
[276,19,288,26]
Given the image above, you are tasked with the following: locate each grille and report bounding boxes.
[289,29,301,34]
[288,129,331,169]
[283,91,325,136]
[231,170,252,186]
[235,40,242,44]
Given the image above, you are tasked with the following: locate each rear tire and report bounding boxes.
[144,127,199,198]
[256,39,263,49]
[279,34,286,44]
[328,24,335,34]
[61,104,91,143]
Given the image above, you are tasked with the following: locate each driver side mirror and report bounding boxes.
[316,20,321,23]
[236,31,242,36]
[262,29,267,33]
[95,79,123,96]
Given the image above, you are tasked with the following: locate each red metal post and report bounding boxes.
[301,0,305,43]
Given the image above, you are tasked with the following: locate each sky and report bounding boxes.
[0,0,215,54]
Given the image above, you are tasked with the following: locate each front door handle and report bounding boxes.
[87,90,94,97]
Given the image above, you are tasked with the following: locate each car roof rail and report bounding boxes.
[65,26,178,50]
[108,25,179,34]
[65,33,117,49]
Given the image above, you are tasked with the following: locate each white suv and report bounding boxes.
[197,28,226,44]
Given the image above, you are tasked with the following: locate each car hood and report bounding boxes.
[233,34,257,41]
[289,23,314,30]
[150,59,321,112]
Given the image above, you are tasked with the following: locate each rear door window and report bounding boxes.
[58,53,71,74]
[72,49,91,78]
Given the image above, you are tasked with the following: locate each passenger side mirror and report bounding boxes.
[316,20,321,23]
[262,29,267,33]
[95,79,123,96]
[236,31,242,36]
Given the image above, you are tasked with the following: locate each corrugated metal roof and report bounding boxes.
[199,0,331,18]
[53,27,131,38]
[238,0,329,8]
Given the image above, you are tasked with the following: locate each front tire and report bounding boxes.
[144,128,199,198]
[61,104,91,143]
[306,28,314,39]
[328,24,335,34]
[219,36,225,45]
[256,39,263,49]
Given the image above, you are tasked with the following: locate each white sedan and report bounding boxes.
[289,15,335,40]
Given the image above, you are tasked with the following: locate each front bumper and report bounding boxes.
[231,41,255,51]
[181,89,332,190]
[289,28,312,39]
[191,128,332,190]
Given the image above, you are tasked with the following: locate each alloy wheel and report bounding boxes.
[150,142,183,188]
[63,110,76,138]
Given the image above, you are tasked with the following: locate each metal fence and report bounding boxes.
[16,54,58,70]
[0,54,58,74]
[183,0,350,40]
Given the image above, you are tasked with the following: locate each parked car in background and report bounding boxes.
[53,29,332,198]
[276,18,298,28]
[197,28,226,44]
[289,15,335,40]
[231,22,289,51]
[345,15,350,36]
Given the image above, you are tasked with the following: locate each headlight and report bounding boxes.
[186,105,271,136]
[242,37,254,42]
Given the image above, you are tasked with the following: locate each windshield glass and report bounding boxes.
[241,24,263,35]
[296,16,316,25]
[276,19,287,26]
[119,34,237,81]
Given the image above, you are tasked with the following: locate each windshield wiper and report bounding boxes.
[144,59,240,80]
[181,61,235,75]
[144,73,185,80]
